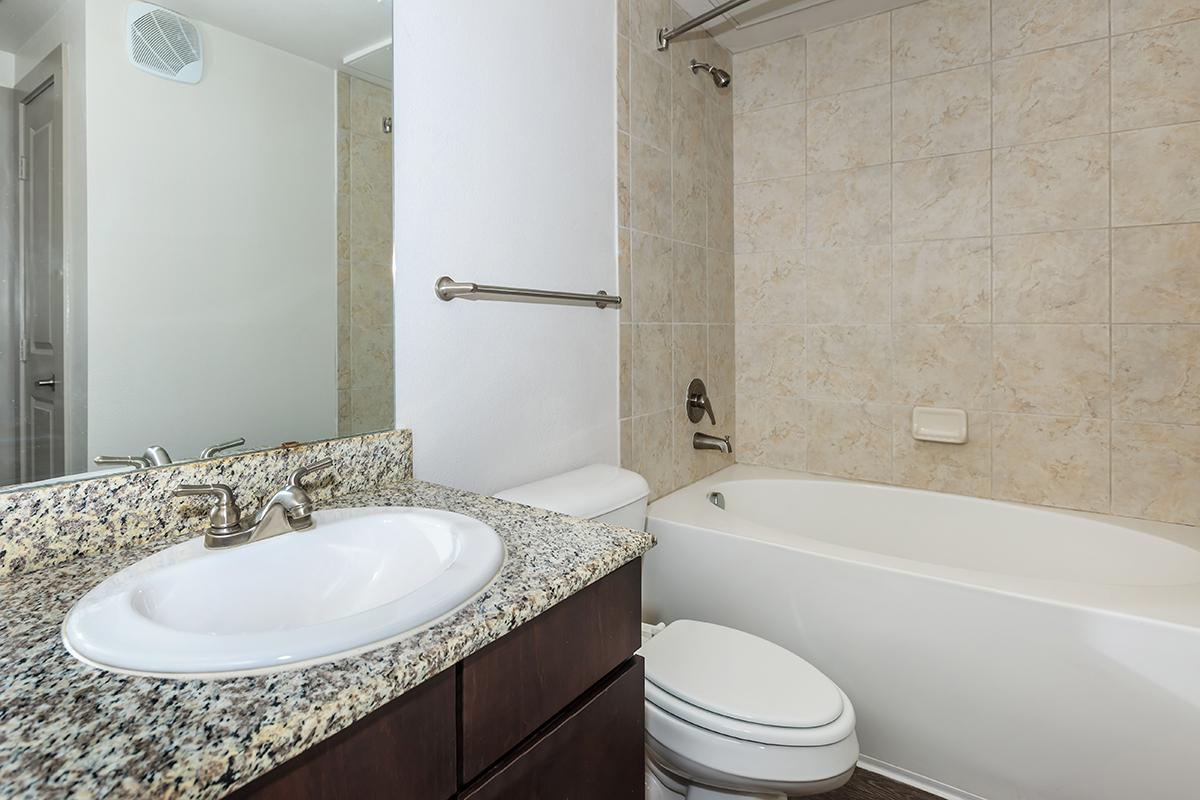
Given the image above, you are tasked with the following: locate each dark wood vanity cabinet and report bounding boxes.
[230,558,644,800]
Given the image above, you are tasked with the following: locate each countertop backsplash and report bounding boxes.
[0,429,413,577]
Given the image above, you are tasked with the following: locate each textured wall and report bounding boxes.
[0,87,16,486]
[337,73,395,436]
[618,1,737,500]
[732,0,1200,526]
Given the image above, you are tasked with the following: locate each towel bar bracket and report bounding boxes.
[434,276,622,310]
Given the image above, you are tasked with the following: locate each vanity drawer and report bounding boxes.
[459,656,645,800]
[229,667,457,800]
[459,557,642,782]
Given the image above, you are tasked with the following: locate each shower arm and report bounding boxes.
[657,0,757,50]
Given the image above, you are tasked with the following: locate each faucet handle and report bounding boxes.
[686,378,717,425]
[201,437,246,459]
[288,457,334,488]
[94,455,152,469]
[174,484,242,534]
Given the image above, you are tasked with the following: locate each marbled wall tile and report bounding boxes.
[631,231,672,322]
[617,40,630,134]
[992,0,1110,58]
[1112,0,1200,33]
[619,0,631,38]
[337,130,350,196]
[708,166,735,252]
[1113,325,1200,424]
[349,386,395,434]
[893,238,991,323]
[807,246,892,323]
[349,79,391,139]
[619,228,632,323]
[708,249,736,323]
[632,139,672,237]
[893,408,992,495]
[807,165,891,247]
[1112,20,1200,131]
[807,85,892,173]
[706,98,735,181]
[892,0,991,80]
[807,14,892,98]
[618,133,631,229]
[1112,121,1200,227]
[992,39,1110,147]
[632,409,674,500]
[993,324,1111,416]
[735,251,806,323]
[736,324,807,397]
[709,324,736,397]
[736,394,808,469]
[992,414,1110,512]
[733,36,807,113]
[734,102,807,183]
[620,418,635,470]
[893,65,991,161]
[893,324,992,407]
[1112,421,1200,525]
[337,71,351,129]
[633,323,673,414]
[992,230,1110,322]
[620,323,633,418]
[673,86,708,246]
[348,194,392,265]
[893,151,991,241]
[807,401,893,482]
[631,48,671,151]
[673,323,709,401]
[673,242,707,322]
[993,135,1110,234]
[735,176,806,253]
[807,325,892,401]
[1112,223,1200,322]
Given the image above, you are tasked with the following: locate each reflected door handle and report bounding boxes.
[35,374,57,391]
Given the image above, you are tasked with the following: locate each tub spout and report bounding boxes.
[694,432,732,453]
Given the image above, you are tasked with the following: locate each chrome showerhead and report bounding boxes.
[689,58,731,88]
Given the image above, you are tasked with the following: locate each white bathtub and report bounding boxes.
[642,464,1200,800]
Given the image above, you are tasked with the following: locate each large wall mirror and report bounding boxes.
[0,0,394,491]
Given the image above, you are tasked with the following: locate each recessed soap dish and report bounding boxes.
[911,407,968,444]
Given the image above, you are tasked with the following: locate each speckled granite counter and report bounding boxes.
[0,480,653,799]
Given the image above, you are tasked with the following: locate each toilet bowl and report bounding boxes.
[496,466,859,800]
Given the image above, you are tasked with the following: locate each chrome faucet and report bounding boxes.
[693,432,733,453]
[173,458,334,549]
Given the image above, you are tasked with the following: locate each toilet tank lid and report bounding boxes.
[494,464,649,520]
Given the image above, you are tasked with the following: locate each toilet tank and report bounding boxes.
[494,464,650,531]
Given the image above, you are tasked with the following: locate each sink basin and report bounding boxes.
[62,507,504,678]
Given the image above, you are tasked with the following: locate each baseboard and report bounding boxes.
[857,756,989,800]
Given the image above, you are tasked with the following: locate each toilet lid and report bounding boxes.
[639,620,845,729]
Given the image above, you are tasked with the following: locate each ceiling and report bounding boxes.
[0,0,391,74]
[0,0,69,52]
[674,0,922,52]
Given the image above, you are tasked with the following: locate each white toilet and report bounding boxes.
[496,465,859,800]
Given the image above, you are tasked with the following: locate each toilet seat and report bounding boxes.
[645,679,856,747]
[639,620,853,746]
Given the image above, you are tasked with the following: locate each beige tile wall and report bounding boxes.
[618,0,737,500]
[732,0,1200,526]
[337,73,396,435]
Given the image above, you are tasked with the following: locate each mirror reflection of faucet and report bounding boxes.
[93,437,246,470]
[685,378,733,454]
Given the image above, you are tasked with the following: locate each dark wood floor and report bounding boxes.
[823,767,943,800]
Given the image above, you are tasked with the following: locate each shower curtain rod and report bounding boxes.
[657,0,756,50]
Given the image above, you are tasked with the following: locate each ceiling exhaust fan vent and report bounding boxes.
[126,1,203,84]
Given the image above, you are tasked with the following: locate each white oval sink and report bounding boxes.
[62,507,504,678]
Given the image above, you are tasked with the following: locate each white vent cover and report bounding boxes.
[126,2,203,84]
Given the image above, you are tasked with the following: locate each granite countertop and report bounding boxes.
[0,480,654,799]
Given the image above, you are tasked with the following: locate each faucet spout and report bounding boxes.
[693,432,733,454]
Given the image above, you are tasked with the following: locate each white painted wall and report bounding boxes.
[83,0,337,463]
[0,51,15,89]
[393,1,618,494]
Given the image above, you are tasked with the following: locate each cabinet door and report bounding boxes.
[228,668,457,800]
[460,558,642,782]
[461,657,645,800]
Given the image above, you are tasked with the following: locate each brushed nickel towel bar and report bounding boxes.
[434,276,621,310]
